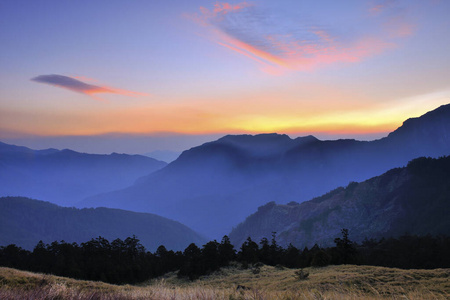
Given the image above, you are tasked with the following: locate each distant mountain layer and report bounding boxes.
[0,143,167,205]
[229,156,450,248]
[81,104,450,239]
[144,150,181,163]
[0,197,206,251]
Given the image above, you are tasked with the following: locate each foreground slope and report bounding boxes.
[229,156,450,248]
[82,104,450,238]
[0,197,205,251]
[0,143,166,205]
[1,265,449,299]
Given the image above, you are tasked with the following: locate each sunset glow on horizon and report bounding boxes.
[1,0,449,152]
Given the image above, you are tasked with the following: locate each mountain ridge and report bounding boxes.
[0,196,206,251]
[0,143,167,205]
[81,104,450,238]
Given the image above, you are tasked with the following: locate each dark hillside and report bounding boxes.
[0,197,205,251]
[229,156,450,248]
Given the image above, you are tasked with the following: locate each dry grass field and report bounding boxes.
[1,264,449,299]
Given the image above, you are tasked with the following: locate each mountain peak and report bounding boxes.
[385,103,450,151]
[77,104,450,239]
[293,135,319,143]
[388,103,450,135]
[216,133,295,158]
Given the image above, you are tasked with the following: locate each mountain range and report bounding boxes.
[0,196,206,251]
[0,143,166,206]
[80,104,450,238]
[229,156,450,248]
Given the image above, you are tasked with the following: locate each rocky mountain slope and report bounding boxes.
[229,156,450,248]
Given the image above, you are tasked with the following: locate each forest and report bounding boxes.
[1,230,449,284]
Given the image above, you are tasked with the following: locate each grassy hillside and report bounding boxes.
[1,265,449,299]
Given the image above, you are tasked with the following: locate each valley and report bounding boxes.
[0,104,449,248]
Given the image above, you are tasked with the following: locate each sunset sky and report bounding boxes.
[1,0,449,154]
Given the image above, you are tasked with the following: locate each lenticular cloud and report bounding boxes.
[31,74,147,99]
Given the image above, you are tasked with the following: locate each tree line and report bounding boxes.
[1,230,449,284]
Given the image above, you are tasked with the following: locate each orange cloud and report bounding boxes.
[31,74,148,100]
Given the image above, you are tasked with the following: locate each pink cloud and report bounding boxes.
[369,0,396,15]
[191,1,414,74]
[212,24,393,74]
[369,1,414,38]
[212,2,251,14]
[202,2,252,17]
[194,2,253,26]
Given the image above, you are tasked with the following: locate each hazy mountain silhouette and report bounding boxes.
[0,196,206,251]
[229,156,450,248]
[144,150,181,163]
[81,104,450,238]
[0,143,167,205]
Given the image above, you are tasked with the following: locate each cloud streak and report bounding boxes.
[191,1,414,74]
[31,74,147,100]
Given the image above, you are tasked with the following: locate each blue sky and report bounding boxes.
[0,0,449,153]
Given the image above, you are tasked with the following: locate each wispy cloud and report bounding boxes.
[369,0,396,15]
[190,1,414,74]
[31,74,147,100]
[198,2,253,21]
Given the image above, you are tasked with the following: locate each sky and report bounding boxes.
[0,0,449,154]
